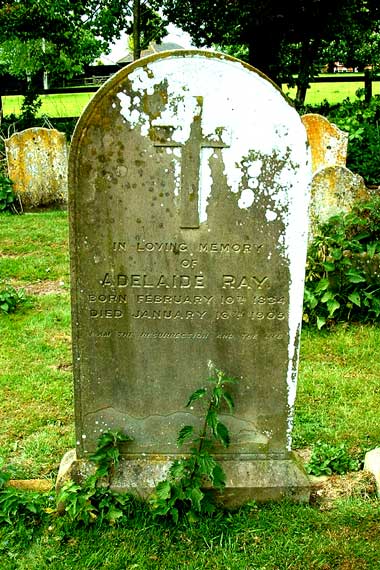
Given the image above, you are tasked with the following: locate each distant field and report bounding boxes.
[3,76,380,117]
[3,92,94,117]
[284,77,380,106]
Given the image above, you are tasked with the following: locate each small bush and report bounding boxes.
[0,284,26,314]
[303,196,380,328]
[0,174,17,213]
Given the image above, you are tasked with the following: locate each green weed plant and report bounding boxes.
[56,430,133,526]
[0,283,26,314]
[0,174,17,213]
[0,458,50,528]
[306,441,360,477]
[150,365,236,523]
[304,196,380,328]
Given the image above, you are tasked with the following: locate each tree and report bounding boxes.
[0,1,166,117]
[155,0,380,104]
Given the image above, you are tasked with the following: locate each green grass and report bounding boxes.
[1,498,379,570]
[3,92,94,118]
[294,325,380,452]
[284,76,380,105]
[0,211,69,285]
[0,211,379,569]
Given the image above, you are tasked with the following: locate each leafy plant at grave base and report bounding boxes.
[0,283,26,314]
[303,196,380,329]
[0,457,51,527]
[0,173,17,213]
[306,441,361,477]
[56,430,134,526]
[149,364,237,523]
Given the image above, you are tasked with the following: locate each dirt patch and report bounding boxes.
[296,449,377,508]
[23,280,67,295]
[310,471,377,509]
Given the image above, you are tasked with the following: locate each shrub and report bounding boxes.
[0,284,26,314]
[303,196,380,328]
[0,173,18,213]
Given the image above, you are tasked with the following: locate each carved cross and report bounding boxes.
[151,96,229,229]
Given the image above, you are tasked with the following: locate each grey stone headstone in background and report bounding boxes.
[66,51,311,504]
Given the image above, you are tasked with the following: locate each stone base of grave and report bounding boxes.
[56,450,310,506]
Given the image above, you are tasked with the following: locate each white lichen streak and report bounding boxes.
[115,54,311,449]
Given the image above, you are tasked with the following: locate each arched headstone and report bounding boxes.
[65,51,311,504]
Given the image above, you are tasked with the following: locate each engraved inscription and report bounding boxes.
[100,273,205,289]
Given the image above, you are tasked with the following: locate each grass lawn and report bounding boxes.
[3,75,380,118]
[0,211,379,569]
[3,92,94,118]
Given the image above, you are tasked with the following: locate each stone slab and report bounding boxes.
[67,50,311,504]
[5,127,68,209]
[364,448,380,497]
[301,113,348,174]
[57,449,310,506]
[309,165,370,237]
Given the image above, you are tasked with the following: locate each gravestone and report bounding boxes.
[65,51,311,505]
[5,127,68,209]
[309,165,369,237]
[301,113,348,174]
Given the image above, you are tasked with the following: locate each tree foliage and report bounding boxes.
[155,0,380,103]
[0,1,166,110]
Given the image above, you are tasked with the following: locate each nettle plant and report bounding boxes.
[304,196,380,328]
[56,430,134,525]
[150,364,237,523]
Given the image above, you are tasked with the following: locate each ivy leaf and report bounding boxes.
[315,277,330,292]
[348,292,361,307]
[347,270,366,283]
[327,299,340,317]
[321,290,334,303]
[317,315,326,330]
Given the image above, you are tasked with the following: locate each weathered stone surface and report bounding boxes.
[301,113,348,174]
[5,127,68,209]
[364,448,380,497]
[65,51,311,504]
[309,165,370,236]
